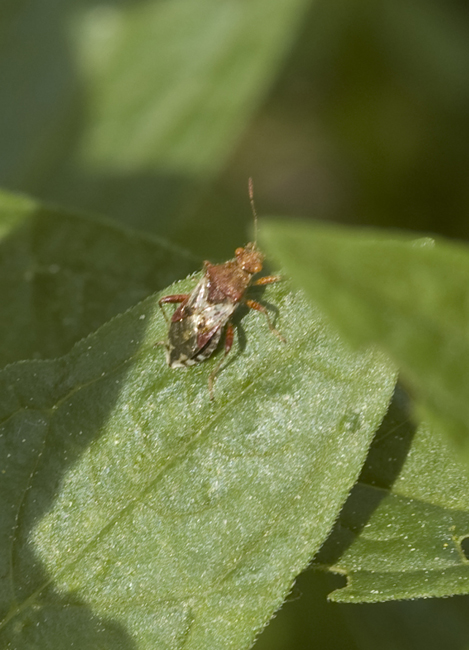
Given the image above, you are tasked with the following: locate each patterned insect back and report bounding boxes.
[158,180,285,398]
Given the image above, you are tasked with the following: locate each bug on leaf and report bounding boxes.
[159,179,285,399]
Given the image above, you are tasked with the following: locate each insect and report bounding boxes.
[159,179,285,399]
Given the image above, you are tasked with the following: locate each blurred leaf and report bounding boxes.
[0,189,196,367]
[0,279,395,649]
[261,220,469,460]
[0,0,311,234]
[315,386,469,602]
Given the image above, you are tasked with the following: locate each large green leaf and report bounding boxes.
[261,220,469,460]
[0,279,395,649]
[0,0,311,234]
[0,189,196,367]
[314,386,469,602]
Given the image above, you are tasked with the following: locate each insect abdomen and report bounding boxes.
[167,321,222,368]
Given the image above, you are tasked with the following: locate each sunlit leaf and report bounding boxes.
[0,279,395,649]
[314,387,469,602]
[261,220,469,461]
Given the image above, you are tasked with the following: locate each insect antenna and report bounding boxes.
[248,177,258,246]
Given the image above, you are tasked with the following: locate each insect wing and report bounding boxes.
[166,276,208,367]
[195,302,234,345]
[167,316,199,367]
[166,275,236,367]
[184,273,237,345]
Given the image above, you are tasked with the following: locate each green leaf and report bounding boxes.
[0,280,395,649]
[0,0,311,232]
[0,189,196,367]
[261,220,469,460]
[314,386,469,602]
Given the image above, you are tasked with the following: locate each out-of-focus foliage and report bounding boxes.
[261,219,469,461]
[0,0,309,238]
[2,0,469,648]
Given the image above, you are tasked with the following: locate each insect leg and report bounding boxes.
[245,299,286,343]
[158,294,189,325]
[252,275,282,286]
[208,322,235,401]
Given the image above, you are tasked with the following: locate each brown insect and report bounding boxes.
[159,179,285,399]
